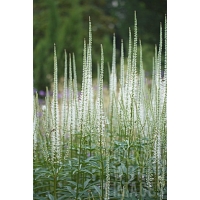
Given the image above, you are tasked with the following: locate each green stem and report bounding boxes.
[126,147,130,184]
[76,131,83,199]
[139,167,143,200]
[156,157,158,199]
[100,148,104,199]
[54,174,57,199]
[99,127,104,200]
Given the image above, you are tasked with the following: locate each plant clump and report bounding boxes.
[33,12,167,200]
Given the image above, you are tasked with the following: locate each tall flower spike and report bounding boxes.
[130,11,138,131]
[163,15,167,101]
[72,53,78,104]
[68,53,75,135]
[78,39,87,132]
[61,50,68,139]
[96,44,106,148]
[51,43,60,163]
[33,93,39,160]
[120,39,125,92]
[124,27,132,128]
[158,23,163,82]
[109,33,117,142]
[132,11,138,98]
[118,39,125,134]
[126,27,132,88]
[88,17,94,126]
[138,40,145,124]
[109,33,117,108]
[164,15,167,81]
[157,24,162,124]
[151,45,158,118]
[163,15,167,121]
[100,44,104,108]
[111,33,117,95]
[45,87,52,138]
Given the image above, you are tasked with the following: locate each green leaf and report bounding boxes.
[85,156,95,162]
[72,169,78,175]
[84,179,91,189]
[57,194,73,200]
[67,180,77,186]
[34,184,50,190]
[121,163,127,174]
[89,162,100,169]
[80,169,93,175]
[93,185,101,196]
[66,186,76,196]
[47,194,54,200]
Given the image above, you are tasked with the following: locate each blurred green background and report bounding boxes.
[33,0,167,92]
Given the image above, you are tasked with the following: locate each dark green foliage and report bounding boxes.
[33,0,166,91]
[34,138,167,199]
[34,0,115,91]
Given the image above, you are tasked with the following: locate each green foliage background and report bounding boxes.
[33,0,166,91]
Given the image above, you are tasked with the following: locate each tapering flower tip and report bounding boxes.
[139,39,142,46]
[89,17,92,39]
[164,17,167,34]
[54,43,57,56]
[68,53,71,69]
[45,86,49,95]
[100,44,104,68]
[112,34,116,49]
[128,28,132,41]
[159,23,162,32]
[159,24,162,44]
[134,11,137,21]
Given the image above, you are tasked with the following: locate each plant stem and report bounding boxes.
[76,131,83,199]
[100,148,104,199]
[54,174,57,199]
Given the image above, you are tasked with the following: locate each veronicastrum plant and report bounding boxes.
[33,12,167,200]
